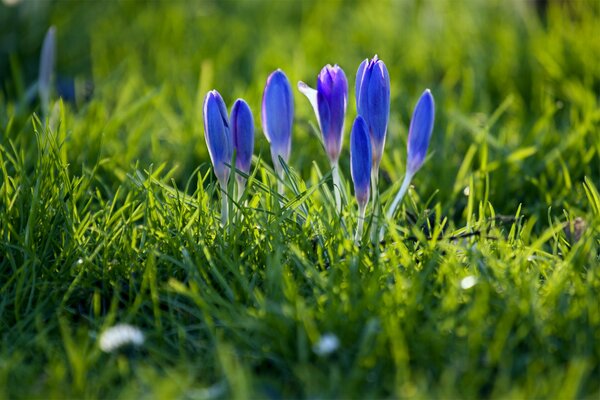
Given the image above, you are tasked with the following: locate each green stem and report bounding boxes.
[331,162,342,213]
[380,172,413,241]
[369,169,380,243]
[221,186,228,228]
[236,177,246,203]
[355,202,367,244]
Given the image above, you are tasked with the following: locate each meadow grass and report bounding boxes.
[1,0,599,398]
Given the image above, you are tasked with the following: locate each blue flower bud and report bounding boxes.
[298,64,348,164]
[355,55,390,172]
[406,89,435,175]
[262,69,294,172]
[230,99,254,176]
[203,90,232,187]
[350,116,372,208]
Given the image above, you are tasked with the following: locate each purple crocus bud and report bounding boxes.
[298,64,348,164]
[262,69,294,175]
[350,116,372,209]
[355,55,390,173]
[230,99,254,177]
[203,90,232,188]
[406,89,435,175]
[383,89,435,231]
[351,116,372,243]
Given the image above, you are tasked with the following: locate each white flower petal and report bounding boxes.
[297,81,321,132]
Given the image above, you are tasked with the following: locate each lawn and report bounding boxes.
[1,0,599,398]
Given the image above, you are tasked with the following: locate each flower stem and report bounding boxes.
[273,162,285,199]
[236,177,246,203]
[386,173,413,220]
[379,172,413,240]
[331,162,342,213]
[221,186,228,228]
[369,169,380,243]
[355,202,367,244]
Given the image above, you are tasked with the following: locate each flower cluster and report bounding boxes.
[203,56,435,242]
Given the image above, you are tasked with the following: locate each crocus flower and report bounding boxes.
[230,98,254,197]
[203,90,232,189]
[298,64,348,210]
[262,69,294,191]
[297,64,348,164]
[406,89,435,176]
[350,116,372,243]
[39,26,56,118]
[355,55,390,175]
[204,90,233,226]
[384,89,435,225]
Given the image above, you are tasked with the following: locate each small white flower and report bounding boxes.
[99,324,144,353]
[313,333,340,356]
[463,186,470,196]
[460,276,478,290]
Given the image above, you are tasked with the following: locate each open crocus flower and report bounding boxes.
[350,116,372,243]
[262,69,294,194]
[384,89,435,226]
[298,64,348,210]
[356,55,390,177]
[203,90,232,225]
[230,98,254,198]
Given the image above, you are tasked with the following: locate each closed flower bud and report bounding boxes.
[407,89,435,175]
[350,116,372,209]
[355,55,390,173]
[230,99,254,178]
[262,69,294,175]
[383,89,435,230]
[203,90,232,188]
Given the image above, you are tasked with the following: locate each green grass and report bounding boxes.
[1,0,599,398]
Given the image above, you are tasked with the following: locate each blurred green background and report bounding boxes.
[1,1,600,398]
[1,0,598,223]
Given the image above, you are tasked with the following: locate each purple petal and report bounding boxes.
[366,59,390,154]
[351,116,372,208]
[262,69,294,163]
[317,65,348,162]
[230,99,254,174]
[356,59,373,119]
[203,90,232,185]
[319,65,347,162]
[407,89,435,175]
[355,59,368,110]
[356,56,390,171]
